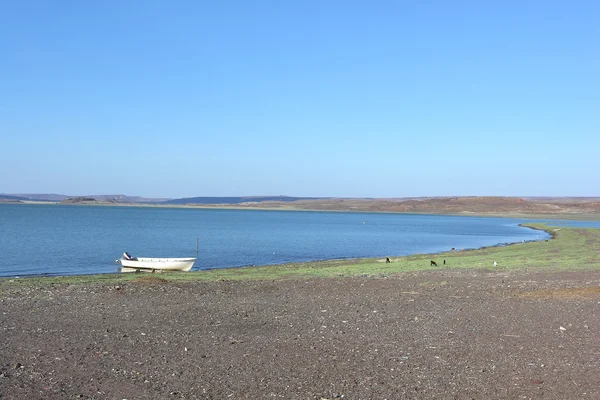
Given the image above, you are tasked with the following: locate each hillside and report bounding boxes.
[3,193,600,217]
[0,194,28,202]
[200,196,600,217]
[162,195,327,205]
[4,194,169,203]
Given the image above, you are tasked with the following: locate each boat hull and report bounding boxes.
[117,257,196,273]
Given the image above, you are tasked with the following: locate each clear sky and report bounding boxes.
[1,1,598,198]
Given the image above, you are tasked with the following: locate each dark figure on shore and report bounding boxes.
[386,257,390,263]
[430,260,437,266]
[443,259,446,265]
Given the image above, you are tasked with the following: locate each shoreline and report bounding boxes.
[2,223,587,284]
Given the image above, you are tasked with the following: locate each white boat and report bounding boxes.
[116,252,196,273]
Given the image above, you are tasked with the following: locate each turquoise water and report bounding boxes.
[3,203,593,277]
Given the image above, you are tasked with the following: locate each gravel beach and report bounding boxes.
[2,268,599,399]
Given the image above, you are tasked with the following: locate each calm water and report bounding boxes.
[2,203,597,277]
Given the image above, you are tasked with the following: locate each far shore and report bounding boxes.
[11,200,600,221]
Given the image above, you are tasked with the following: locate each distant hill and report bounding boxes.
[227,196,600,215]
[11,193,69,201]
[162,196,328,205]
[0,194,29,202]
[81,195,171,203]
[60,197,99,204]
[3,193,599,216]
[7,194,169,203]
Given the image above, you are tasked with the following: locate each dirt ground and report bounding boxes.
[1,268,600,399]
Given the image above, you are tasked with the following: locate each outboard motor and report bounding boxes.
[123,252,134,260]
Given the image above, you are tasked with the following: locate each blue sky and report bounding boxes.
[1,1,598,198]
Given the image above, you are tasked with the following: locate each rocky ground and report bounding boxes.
[1,268,600,399]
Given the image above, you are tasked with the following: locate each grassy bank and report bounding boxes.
[2,224,599,287]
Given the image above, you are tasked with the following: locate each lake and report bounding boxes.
[1,203,597,277]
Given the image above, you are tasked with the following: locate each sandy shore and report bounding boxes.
[2,267,599,399]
